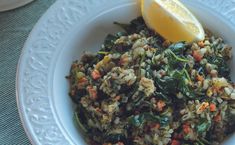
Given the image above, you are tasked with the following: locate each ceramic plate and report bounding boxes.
[0,0,33,12]
[16,0,235,144]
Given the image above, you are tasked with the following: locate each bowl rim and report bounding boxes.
[16,1,65,144]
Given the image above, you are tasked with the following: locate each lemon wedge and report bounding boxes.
[141,0,205,43]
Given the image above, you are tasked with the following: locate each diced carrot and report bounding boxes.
[77,77,88,89]
[192,50,203,62]
[214,113,222,122]
[171,139,181,145]
[150,123,160,130]
[114,96,121,101]
[196,102,209,114]
[197,41,205,48]
[155,123,160,129]
[183,124,191,134]
[156,100,166,111]
[196,74,204,82]
[91,69,101,80]
[87,86,97,100]
[95,107,102,113]
[210,103,216,112]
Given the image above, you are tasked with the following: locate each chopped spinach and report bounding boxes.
[114,17,147,34]
[169,42,187,55]
[206,55,230,79]
[129,113,169,127]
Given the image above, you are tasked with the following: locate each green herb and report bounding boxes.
[196,122,210,134]
[114,17,147,34]
[68,17,234,145]
[183,68,191,82]
[206,55,230,79]
[105,134,126,143]
[129,113,169,127]
[74,112,88,133]
[198,137,210,145]
[155,69,195,99]
[98,51,109,55]
[169,42,187,55]
[167,49,189,62]
[102,34,118,52]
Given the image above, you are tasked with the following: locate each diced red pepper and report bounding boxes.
[183,124,191,134]
[210,103,216,112]
[171,139,181,145]
[192,50,203,62]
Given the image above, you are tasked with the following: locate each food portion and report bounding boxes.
[141,0,205,43]
[67,17,235,145]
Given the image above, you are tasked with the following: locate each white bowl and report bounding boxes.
[0,0,33,12]
[16,0,235,144]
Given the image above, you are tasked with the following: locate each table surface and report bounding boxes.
[0,0,55,144]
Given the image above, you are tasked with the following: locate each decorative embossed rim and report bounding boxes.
[16,0,139,144]
[16,0,235,145]
[16,1,69,144]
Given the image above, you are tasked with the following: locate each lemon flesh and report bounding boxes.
[141,0,205,43]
